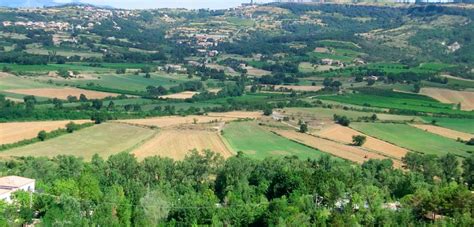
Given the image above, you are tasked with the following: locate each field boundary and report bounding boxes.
[349,124,420,156]
[122,130,160,154]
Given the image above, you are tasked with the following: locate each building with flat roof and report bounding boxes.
[0,176,35,203]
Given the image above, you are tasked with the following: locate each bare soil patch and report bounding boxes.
[273,129,402,168]
[317,124,408,160]
[420,88,474,110]
[133,129,234,160]
[410,124,473,141]
[0,120,91,145]
[5,87,120,100]
[159,91,199,100]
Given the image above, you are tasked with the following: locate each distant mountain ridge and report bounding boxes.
[0,0,60,8]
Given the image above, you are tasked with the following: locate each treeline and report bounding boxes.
[0,151,472,226]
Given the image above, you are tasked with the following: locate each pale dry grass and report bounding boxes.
[117,112,261,128]
[244,66,271,77]
[5,88,120,100]
[159,91,199,100]
[274,85,323,92]
[420,88,474,110]
[0,120,91,145]
[133,129,234,160]
[410,124,473,141]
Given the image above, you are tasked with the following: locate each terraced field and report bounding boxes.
[318,91,466,116]
[0,123,155,160]
[222,121,326,160]
[410,124,473,141]
[422,117,474,134]
[273,129,401,167]
[316,124,408,160]
[351,122,473,158]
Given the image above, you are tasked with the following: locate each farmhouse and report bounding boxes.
[0,176,35,203]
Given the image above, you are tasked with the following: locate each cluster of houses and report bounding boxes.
[2,20,70,31]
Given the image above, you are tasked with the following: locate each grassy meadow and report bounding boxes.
[222,121,326,160]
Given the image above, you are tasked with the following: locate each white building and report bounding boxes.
[0,176,35,203]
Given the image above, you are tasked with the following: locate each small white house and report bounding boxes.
[0,176,35,203]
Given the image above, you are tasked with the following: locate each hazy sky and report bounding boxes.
[55,0,272,9]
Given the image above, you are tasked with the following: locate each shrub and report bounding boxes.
[467,138,474,146]
[37,130,47,141]
[352,135,367,146]
[263,108,273,116]
[334,114,350,126]
[299,123,308,133]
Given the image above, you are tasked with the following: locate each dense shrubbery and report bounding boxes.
[0,151,472,225]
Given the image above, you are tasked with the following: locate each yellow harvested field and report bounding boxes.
[273,129,402,168]
[410,124,473,141]
[207,111,262,119]
[317,124,408,160]
[420,88,474,110]
[0,120,91,145]
[0,123,155,160]
[159,91,199,100]
[133,129,234,160]
[5,88,120,100]
[117,112,261,128]
[274,85,323,92]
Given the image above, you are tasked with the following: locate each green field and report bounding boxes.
[0,123,155,160]
[42,73,194,92]
[422,117,474,134]
[222,121,327,160]
[317,89,472,116]
[351,122,473,158]
[0,74,54,90]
